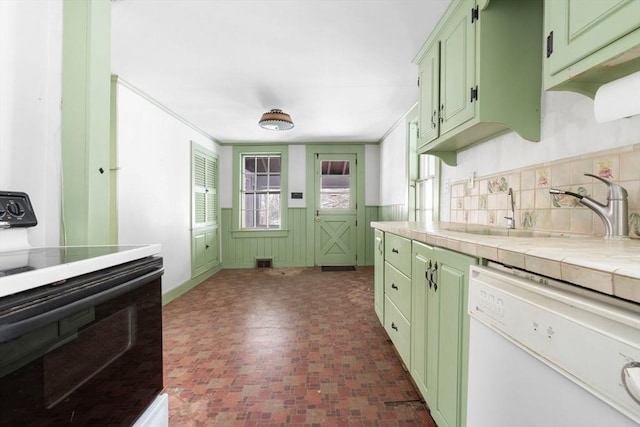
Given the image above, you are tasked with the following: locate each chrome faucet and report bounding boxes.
[505,187,516,229]
[550,173,629,239]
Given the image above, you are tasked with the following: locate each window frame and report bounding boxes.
[415,154,440,223]
[232,145,288,237]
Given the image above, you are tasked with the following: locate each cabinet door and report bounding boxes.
[432,261,465,427]
[411,242,435,400]
[431,248,478,427]
[439,0,476,136]
[205,228,219,266]
[374,230,384,325]
[546,0,640,76]
[418,42,440,146]
[192,227,219,276]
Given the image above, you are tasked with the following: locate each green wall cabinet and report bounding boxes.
[414,0,543,166]
[191,144,220,277]
[544,0,640,96]
[374,229,385,325]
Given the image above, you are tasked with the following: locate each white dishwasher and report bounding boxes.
[467,263,640,427]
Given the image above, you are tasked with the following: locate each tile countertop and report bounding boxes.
[371,221,640,304]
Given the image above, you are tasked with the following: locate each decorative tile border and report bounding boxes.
[450,144,640,238]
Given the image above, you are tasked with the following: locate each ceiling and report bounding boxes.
[110,0,451,144]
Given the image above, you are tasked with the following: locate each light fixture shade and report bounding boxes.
[259,109,294,131]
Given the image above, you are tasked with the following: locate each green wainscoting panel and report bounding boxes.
[379,205,408,221]
[221,208,310,268]
[365,206,380,266]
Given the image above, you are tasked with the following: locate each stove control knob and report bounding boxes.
[7,201,25,217]
[0,205,5,218]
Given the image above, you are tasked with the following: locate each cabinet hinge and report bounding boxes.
[417,76,420,87]
[546,31,554,58]
[471,6,479,23]
[470,85,478,102]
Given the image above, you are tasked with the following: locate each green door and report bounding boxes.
[314,154,357,266]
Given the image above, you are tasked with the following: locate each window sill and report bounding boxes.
[231,229,289,238]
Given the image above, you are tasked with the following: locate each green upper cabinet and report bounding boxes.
[544,0,640,96]
[439,2,475,137]
[414,0,543,166]
[418,42,440,145]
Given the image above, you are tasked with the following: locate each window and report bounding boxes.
[241,154,282,229]
[320,160,351,209]
[233,146,288,235]
[416,154,439,222]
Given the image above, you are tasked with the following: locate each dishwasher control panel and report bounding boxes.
[469,265,640,424]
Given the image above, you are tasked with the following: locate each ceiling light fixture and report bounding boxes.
[258,109,294,131]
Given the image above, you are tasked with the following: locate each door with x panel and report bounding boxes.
[314,154,357,266]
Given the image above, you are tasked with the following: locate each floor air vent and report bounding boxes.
[256,258,273,268]
[321,266,355,272]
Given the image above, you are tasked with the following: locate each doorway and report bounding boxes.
[314,153,357,266]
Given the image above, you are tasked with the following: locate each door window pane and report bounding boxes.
[320,160,351,209]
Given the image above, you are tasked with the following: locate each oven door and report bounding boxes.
[0,260,164,426]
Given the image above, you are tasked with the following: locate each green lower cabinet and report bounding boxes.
[412,242,477,427]
[411,242,435,398]
[192,227,219,277]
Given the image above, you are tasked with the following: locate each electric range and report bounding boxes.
[0,191,167,426]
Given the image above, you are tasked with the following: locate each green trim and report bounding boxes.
[407,106,418,222]
[232,145,289,232]
[377,101,418,144]
[109,75,118,245]
[231,229,289,238]
[162,264,222,306]
[61,0,112,246]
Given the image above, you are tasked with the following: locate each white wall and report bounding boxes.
[0,0,63,246]
[439,91,640,221]
[365,144,380,206]
[288,145,306,208]
[116,84,220,294]
[379,121,408,206]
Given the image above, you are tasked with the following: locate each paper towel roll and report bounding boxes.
[594,71,640,123]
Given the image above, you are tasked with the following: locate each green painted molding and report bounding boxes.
[162,264,222,306]
[109,76,118,245]
[231,145,289,232]
[62,0,111,246]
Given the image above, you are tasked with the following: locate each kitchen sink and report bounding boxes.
[443,227,584,238]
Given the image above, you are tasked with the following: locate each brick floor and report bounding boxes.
[162,267,436,427]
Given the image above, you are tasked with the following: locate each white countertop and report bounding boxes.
[0,244,162,298]
[371,221,640,304]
